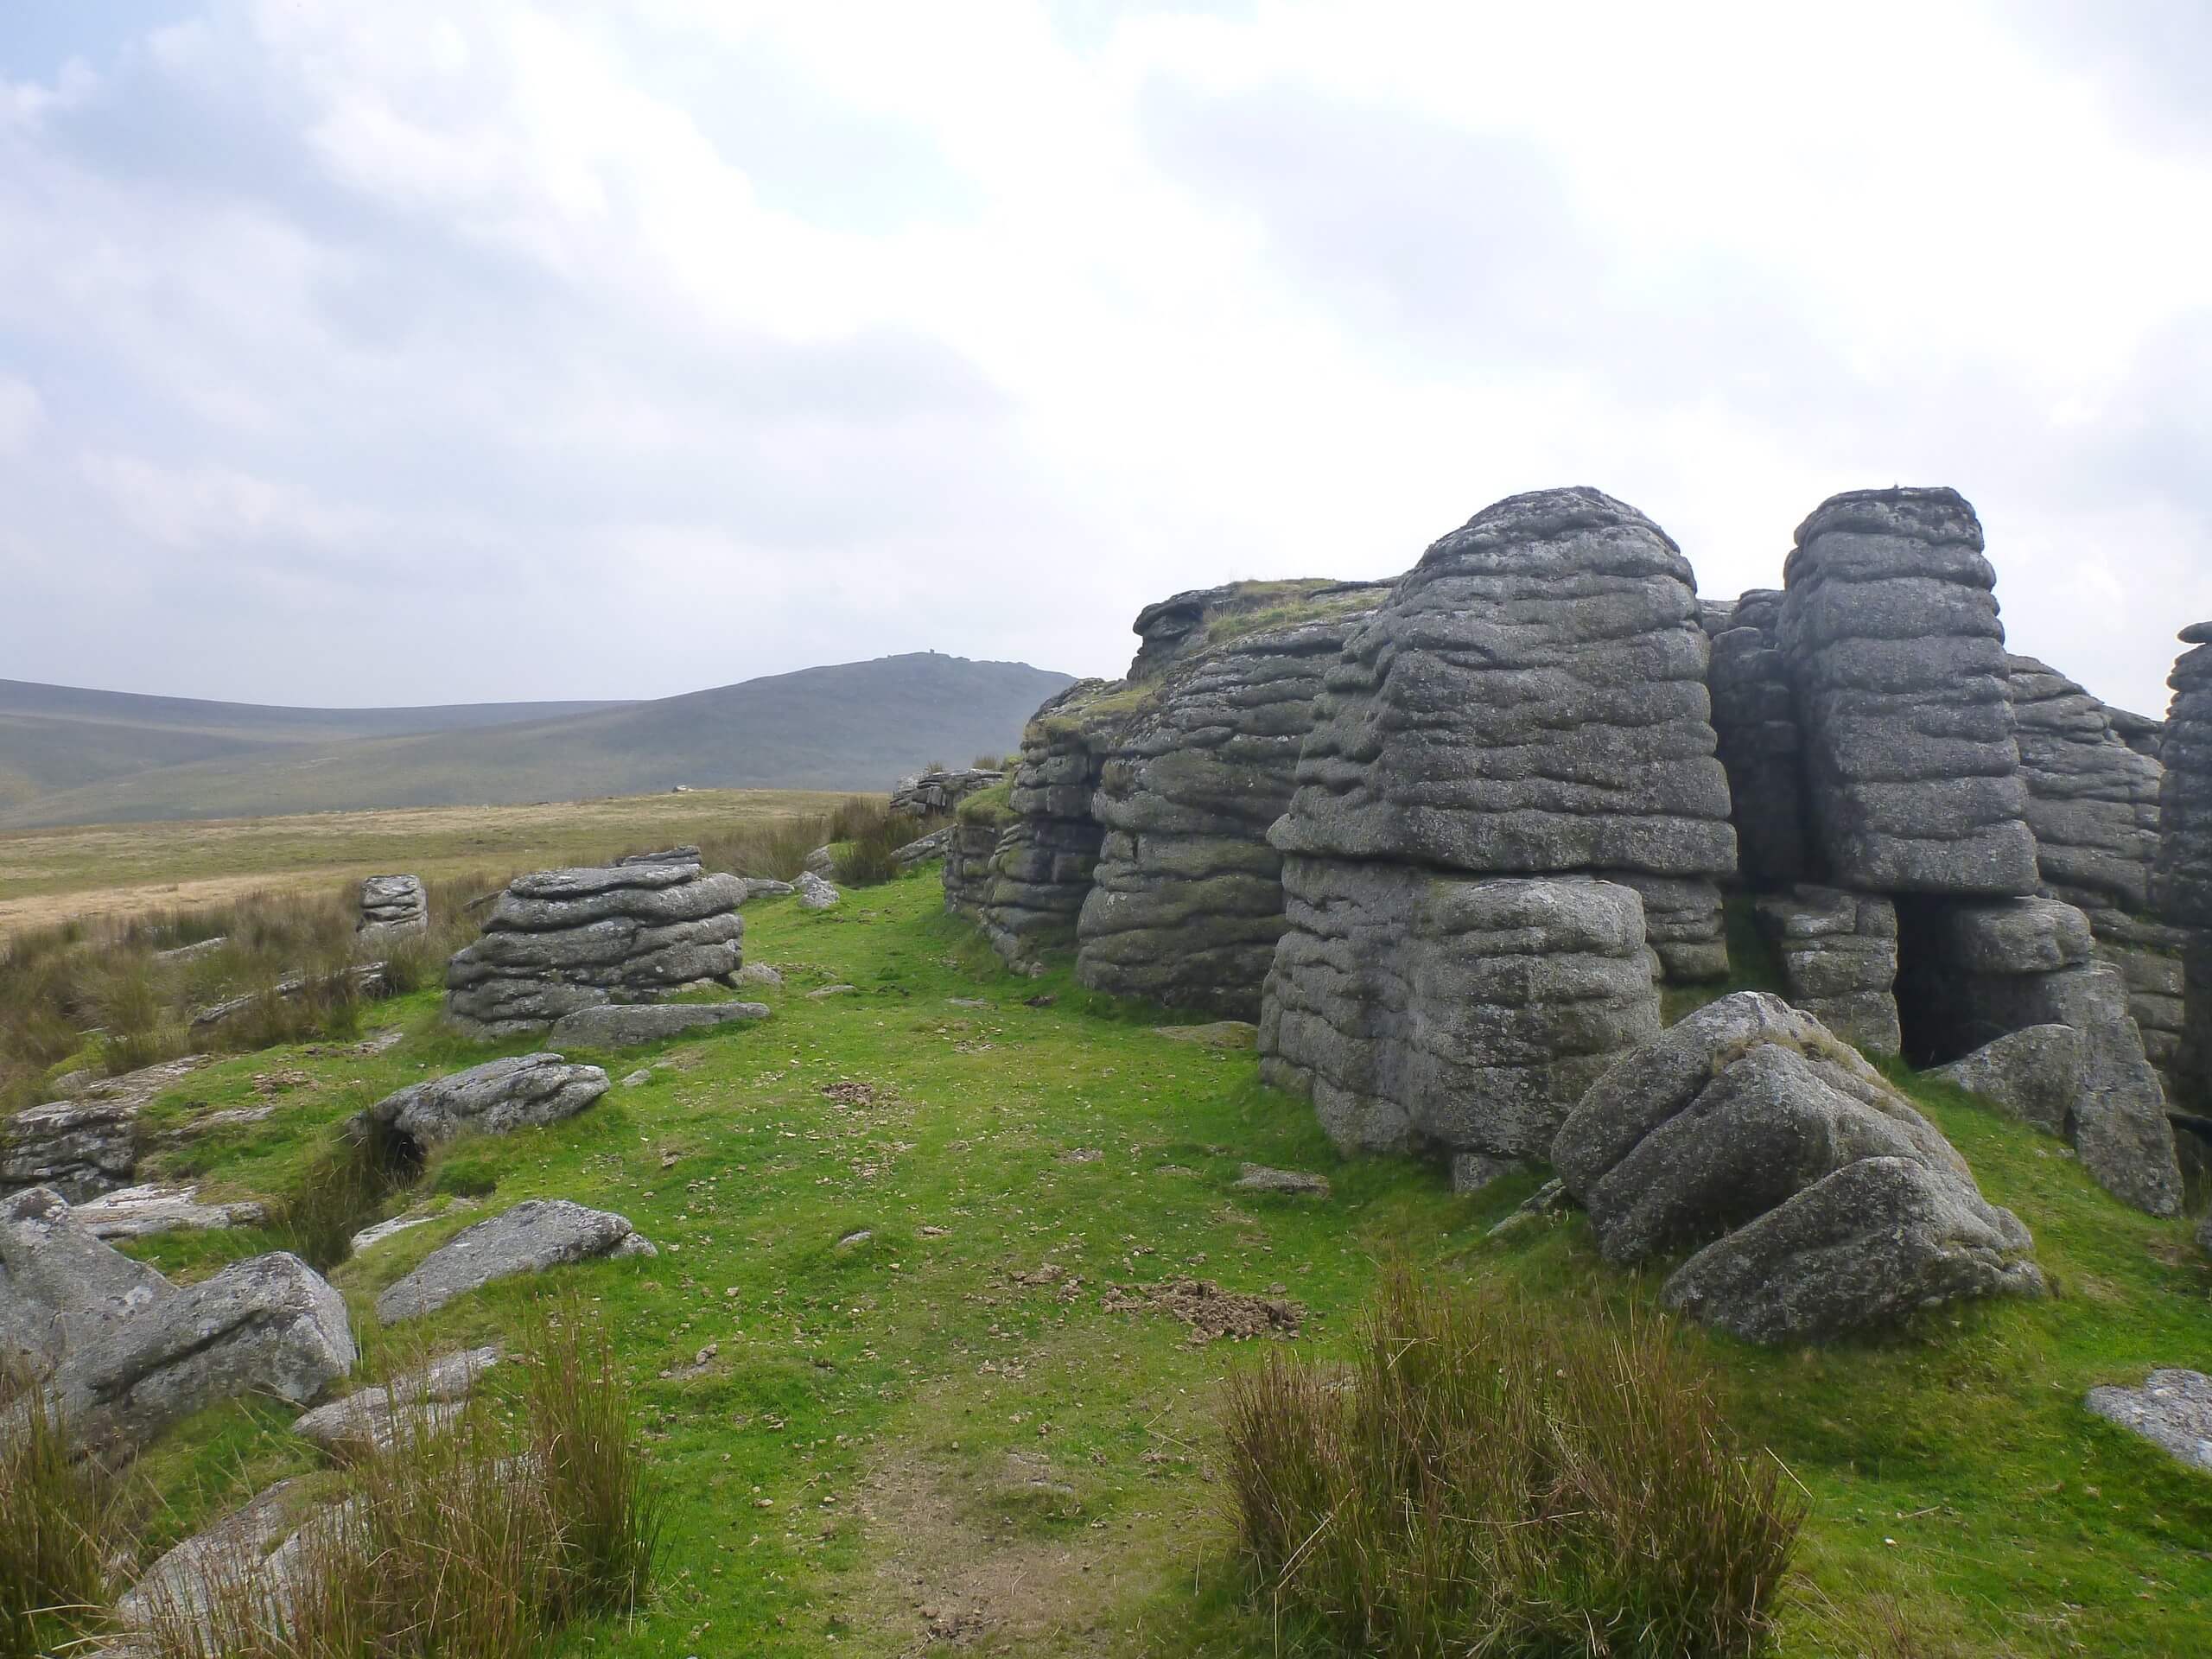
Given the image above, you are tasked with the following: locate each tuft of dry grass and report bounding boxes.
[0,1360,123,1658]
[1221,1267,1804,1659]
[143,1296,661,1659]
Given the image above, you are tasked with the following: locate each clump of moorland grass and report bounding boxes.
[1222,1268,1803,1659]
[146,1297,662,1659]
[825,798,925,887]
[0,1361,122,1659]
[694,812,834,882]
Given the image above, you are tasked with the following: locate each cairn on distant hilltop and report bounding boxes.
[443,862,746,1039]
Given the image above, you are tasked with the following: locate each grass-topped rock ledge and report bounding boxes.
[4,867,2211,1657]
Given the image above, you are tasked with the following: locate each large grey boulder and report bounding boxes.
[0,1185,172,1366]
[2085,1370,2212,1476]
[443,862,746,1039]
[375,1199,654,1324]
[1752,886,1901,1057]
[547,1001,769,1046]
[1930,1026,2083,1136]
[1778,487,2038,896]
[51,1251,354,1460]
[891,767,1004,817]
[1262,869,1661,1160]
[1553,992,2040,1344]
[115,1475,325,1634]
[795,871,841,912]
[1270,488,1737,903]
[357,874,428,942]
[360,1053,608,1160]
[973,680,1115,966]
[1662,1155,2046,1345]
[1077,593,1379,1018]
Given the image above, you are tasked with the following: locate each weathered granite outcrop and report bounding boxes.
[1,1057,211,1201]
[356,874,427,943]
[375,1199,654,1324]
[972,682,1116,967]
[2009,655,2164,913]
[359,1053,608,1162]
[892,767,1004,817]
[1554,993,2042,1344]
[1076,585,1383,1016]
[1260,868,1661,1160]
[2158,624,2212,1102]
[1752,886,1901,1058]
[1272,489,1737,913]
[292,1345,499,1461]
[1779,488,2038,895]
[617,845,702,868]
[51,1250,354,1460]
[1902,896,2181,1215]
[1708,588,1808,888]
[442,862,745,1039]
[944,783,1015,920]
[70,1184,267,1241]
[546,1001,768,1047]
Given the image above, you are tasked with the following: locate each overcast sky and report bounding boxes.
[2,1,2207,717]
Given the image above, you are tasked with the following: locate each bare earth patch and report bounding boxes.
[1100,1279,1305,1344]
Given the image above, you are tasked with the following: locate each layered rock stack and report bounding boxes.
[2157,623,2212,1104]
[1262,868,1661,1159]
[1258,486,1732,1163]
[1075,587,1382,1017]
[891,767,1004,818]
[972,683,1114,967]
[1779,488,2039,895]
[443,862,746,1039]
[2009,654,2190,1094]
[356,874,428,944]
[1707,588,1808,888]
[1752,886,1901,1057]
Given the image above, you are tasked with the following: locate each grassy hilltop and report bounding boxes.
[34,863,2212,1658]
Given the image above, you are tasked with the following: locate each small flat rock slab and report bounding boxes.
[796,871,841,910]
[1234,1164,1331,1197]
[735,962,785,988]
[2087,1370,2212,1473]
[348,1198,477,1256]
[807,983,857,999]
[1154,1021,1258,1049]
[117,1475,319,1630]
[375,1199,654,1325]
[741,878,795,900]
[1487,1178,1572,1237]
[293,1345,499,1460]
[621,1069,652,1087]
[71,1184,268,1240]
[546,1001,770,1046]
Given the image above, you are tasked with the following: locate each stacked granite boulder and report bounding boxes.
[2157,622,2212,1105]
[2008,653,2190,1093]
[1258,486,1732,1164]
[891,767,1003,818]
[1075,583,1383,1017]
[1707,588,1808,888]
[943,783,1014,921]
[1554,993,2044,1344]
[356,874,428,944]
[971,682,1116,968]
[1752,886,1901,1057]
[443,862,746,1039]
[1263,870,1661,1159]
[1779,488,2039,895]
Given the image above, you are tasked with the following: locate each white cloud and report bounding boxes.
[0,372,42,454]
[0,0,2204,715]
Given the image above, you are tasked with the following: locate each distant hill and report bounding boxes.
[0,654,1072,829]
[0,679,631,812]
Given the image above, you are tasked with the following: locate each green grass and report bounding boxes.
[83,869,2212,1657]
